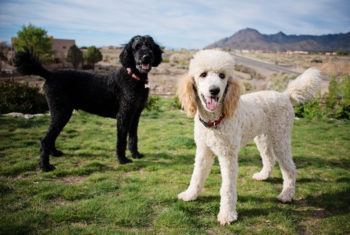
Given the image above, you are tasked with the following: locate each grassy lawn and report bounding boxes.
[0,98,349,234]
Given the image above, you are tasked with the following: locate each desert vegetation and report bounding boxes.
[0,80,47,114]
[295,75,350,120]
[243,51,350,77]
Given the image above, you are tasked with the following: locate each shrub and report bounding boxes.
[336,50,349,56]
[294,98,326,119]
[67,45,83,69]
[0,41,10,62]
[243,82,253,92]
[234,64,265,80]
[268,73,296,92]
[0,80,48,114]
[145,96,161,112]
[170,96,182,110]
[327,76,350,119]
[295,75,350,120]
[83,46,102,69]
[162,57,170,63]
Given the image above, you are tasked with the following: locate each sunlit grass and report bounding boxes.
[0,98,349,234]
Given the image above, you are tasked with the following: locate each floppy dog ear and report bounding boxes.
[178,74,197,117]
[151,42,163,67]
[119,36,137,68]
[144,35,163,67]
[223,78,241,118]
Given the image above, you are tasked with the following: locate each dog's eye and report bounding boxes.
[219,73,225,79]
[200,72,207,78]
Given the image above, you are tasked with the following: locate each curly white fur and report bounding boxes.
[177,49,321,225]
[285,67,321,104]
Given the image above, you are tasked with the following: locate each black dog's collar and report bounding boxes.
[127,68,148,84]
[199,115,225,128]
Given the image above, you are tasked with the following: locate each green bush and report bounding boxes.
[145,96,161,112]
[83,46,102,69]
[295,75,350,120]
[294,99,326,119]
[336,50,349,56]
[0,80,48,114]
[170,96,182,110]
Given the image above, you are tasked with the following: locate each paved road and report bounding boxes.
[233,54,300,75]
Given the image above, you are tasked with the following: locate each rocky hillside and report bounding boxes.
[206,28,350,52]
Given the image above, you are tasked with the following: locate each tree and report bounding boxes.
[67,45,83,69]
[0,41,10,61]
[0,41,10,70]
[84,46,102,69]
[12,24,53,62]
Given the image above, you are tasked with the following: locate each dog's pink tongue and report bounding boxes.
[142,64,150,70]
[206,97,218,111]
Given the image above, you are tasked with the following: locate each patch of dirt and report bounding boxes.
[52,197,73,206]
[59,176,86,184]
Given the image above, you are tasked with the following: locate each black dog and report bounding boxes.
[15,35,162,171]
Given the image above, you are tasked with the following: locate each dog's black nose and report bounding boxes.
[142,55,151,63]
[209,86,220,96]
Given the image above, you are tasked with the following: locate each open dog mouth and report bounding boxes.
[141,63,150,70]
[201,94,219,111]
[137,63,151,73]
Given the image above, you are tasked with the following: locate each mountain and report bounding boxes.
[205,28,350,52]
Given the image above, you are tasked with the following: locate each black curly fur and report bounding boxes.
[15,36,163,171]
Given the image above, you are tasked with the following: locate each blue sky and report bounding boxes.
[0,0,349,49]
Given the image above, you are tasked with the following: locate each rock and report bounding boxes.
[3,112,49,119]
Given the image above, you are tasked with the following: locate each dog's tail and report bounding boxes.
[14,50,51,78]
[284,67,322,104]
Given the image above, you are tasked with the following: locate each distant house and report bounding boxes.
[51,38,76,62]
[10,36,76,64]
[286,50,308,55]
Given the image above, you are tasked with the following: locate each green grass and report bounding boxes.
[0,98,349,234]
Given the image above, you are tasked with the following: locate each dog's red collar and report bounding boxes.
[127,68,140,81]
[127,68,148,84]
[199,115,225,128]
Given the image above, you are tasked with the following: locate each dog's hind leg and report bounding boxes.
[178,145,214,201]
[40,108,72,171]
[271,132,296,203]
[252,134,276,181]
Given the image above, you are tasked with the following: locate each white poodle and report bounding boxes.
[177,49,321,225]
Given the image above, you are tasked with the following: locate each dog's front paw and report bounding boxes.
[177,190,198,201]
[217,210,238,225]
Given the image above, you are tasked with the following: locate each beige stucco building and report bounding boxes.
[51,38,76,62]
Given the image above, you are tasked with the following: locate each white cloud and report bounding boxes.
[0,0,349,48]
